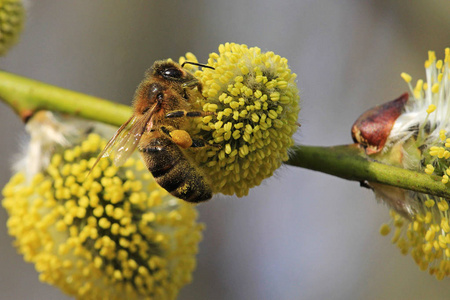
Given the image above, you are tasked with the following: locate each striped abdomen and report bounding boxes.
[139,135,212,203]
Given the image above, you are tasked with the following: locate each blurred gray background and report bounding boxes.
[1,1,450,299]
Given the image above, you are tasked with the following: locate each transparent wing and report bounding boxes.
[88,115,137,175]
[89,104,156,174]
[111,113,150,166]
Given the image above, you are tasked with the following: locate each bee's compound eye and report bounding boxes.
[157,93,164,100]
[162,67,183,79]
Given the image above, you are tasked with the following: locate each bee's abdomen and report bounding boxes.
[140,137,212,203]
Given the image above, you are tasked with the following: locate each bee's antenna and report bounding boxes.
[182,61,215,70]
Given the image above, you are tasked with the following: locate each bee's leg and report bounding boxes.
[189,138,221,149]
[165,110,213,119]
[179,79,203,100]
[182,79,201,89]
[190,138,207,148]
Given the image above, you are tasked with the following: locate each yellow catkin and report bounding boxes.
[0,0,25,56]
[378,49,450,280]
[181,43,300,197]
[2,133,204,299]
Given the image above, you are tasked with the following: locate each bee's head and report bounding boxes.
[153,60,187,82]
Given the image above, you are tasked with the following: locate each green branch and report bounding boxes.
[0,70,448,198]
[286,145,449,198]
[0,70,131,125]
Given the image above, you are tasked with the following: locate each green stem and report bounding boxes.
[0,70,448,198]
[287,145,449,198]
[0,70,131,125]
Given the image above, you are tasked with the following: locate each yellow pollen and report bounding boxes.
[425,164,435,175]
[379,224,391,236]
[401,72,412,83]
[426,104,437,114]
[438,200,449,212]
[431,83,440,94]
[414,79,424,98]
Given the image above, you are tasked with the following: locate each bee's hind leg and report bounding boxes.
[191,138,221,149]
[190,138,208,148]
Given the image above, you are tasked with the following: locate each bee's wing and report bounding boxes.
[88,104,157,176]
[111,114,149,166]
[88,115,137,175]
[103,116,140,165]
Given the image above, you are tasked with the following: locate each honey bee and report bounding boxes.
[93,60,214,203]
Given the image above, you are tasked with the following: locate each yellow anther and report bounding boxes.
[426,104,437,114]
[401,72,412,83]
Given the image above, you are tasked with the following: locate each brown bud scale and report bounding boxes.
[351,93,408,155]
